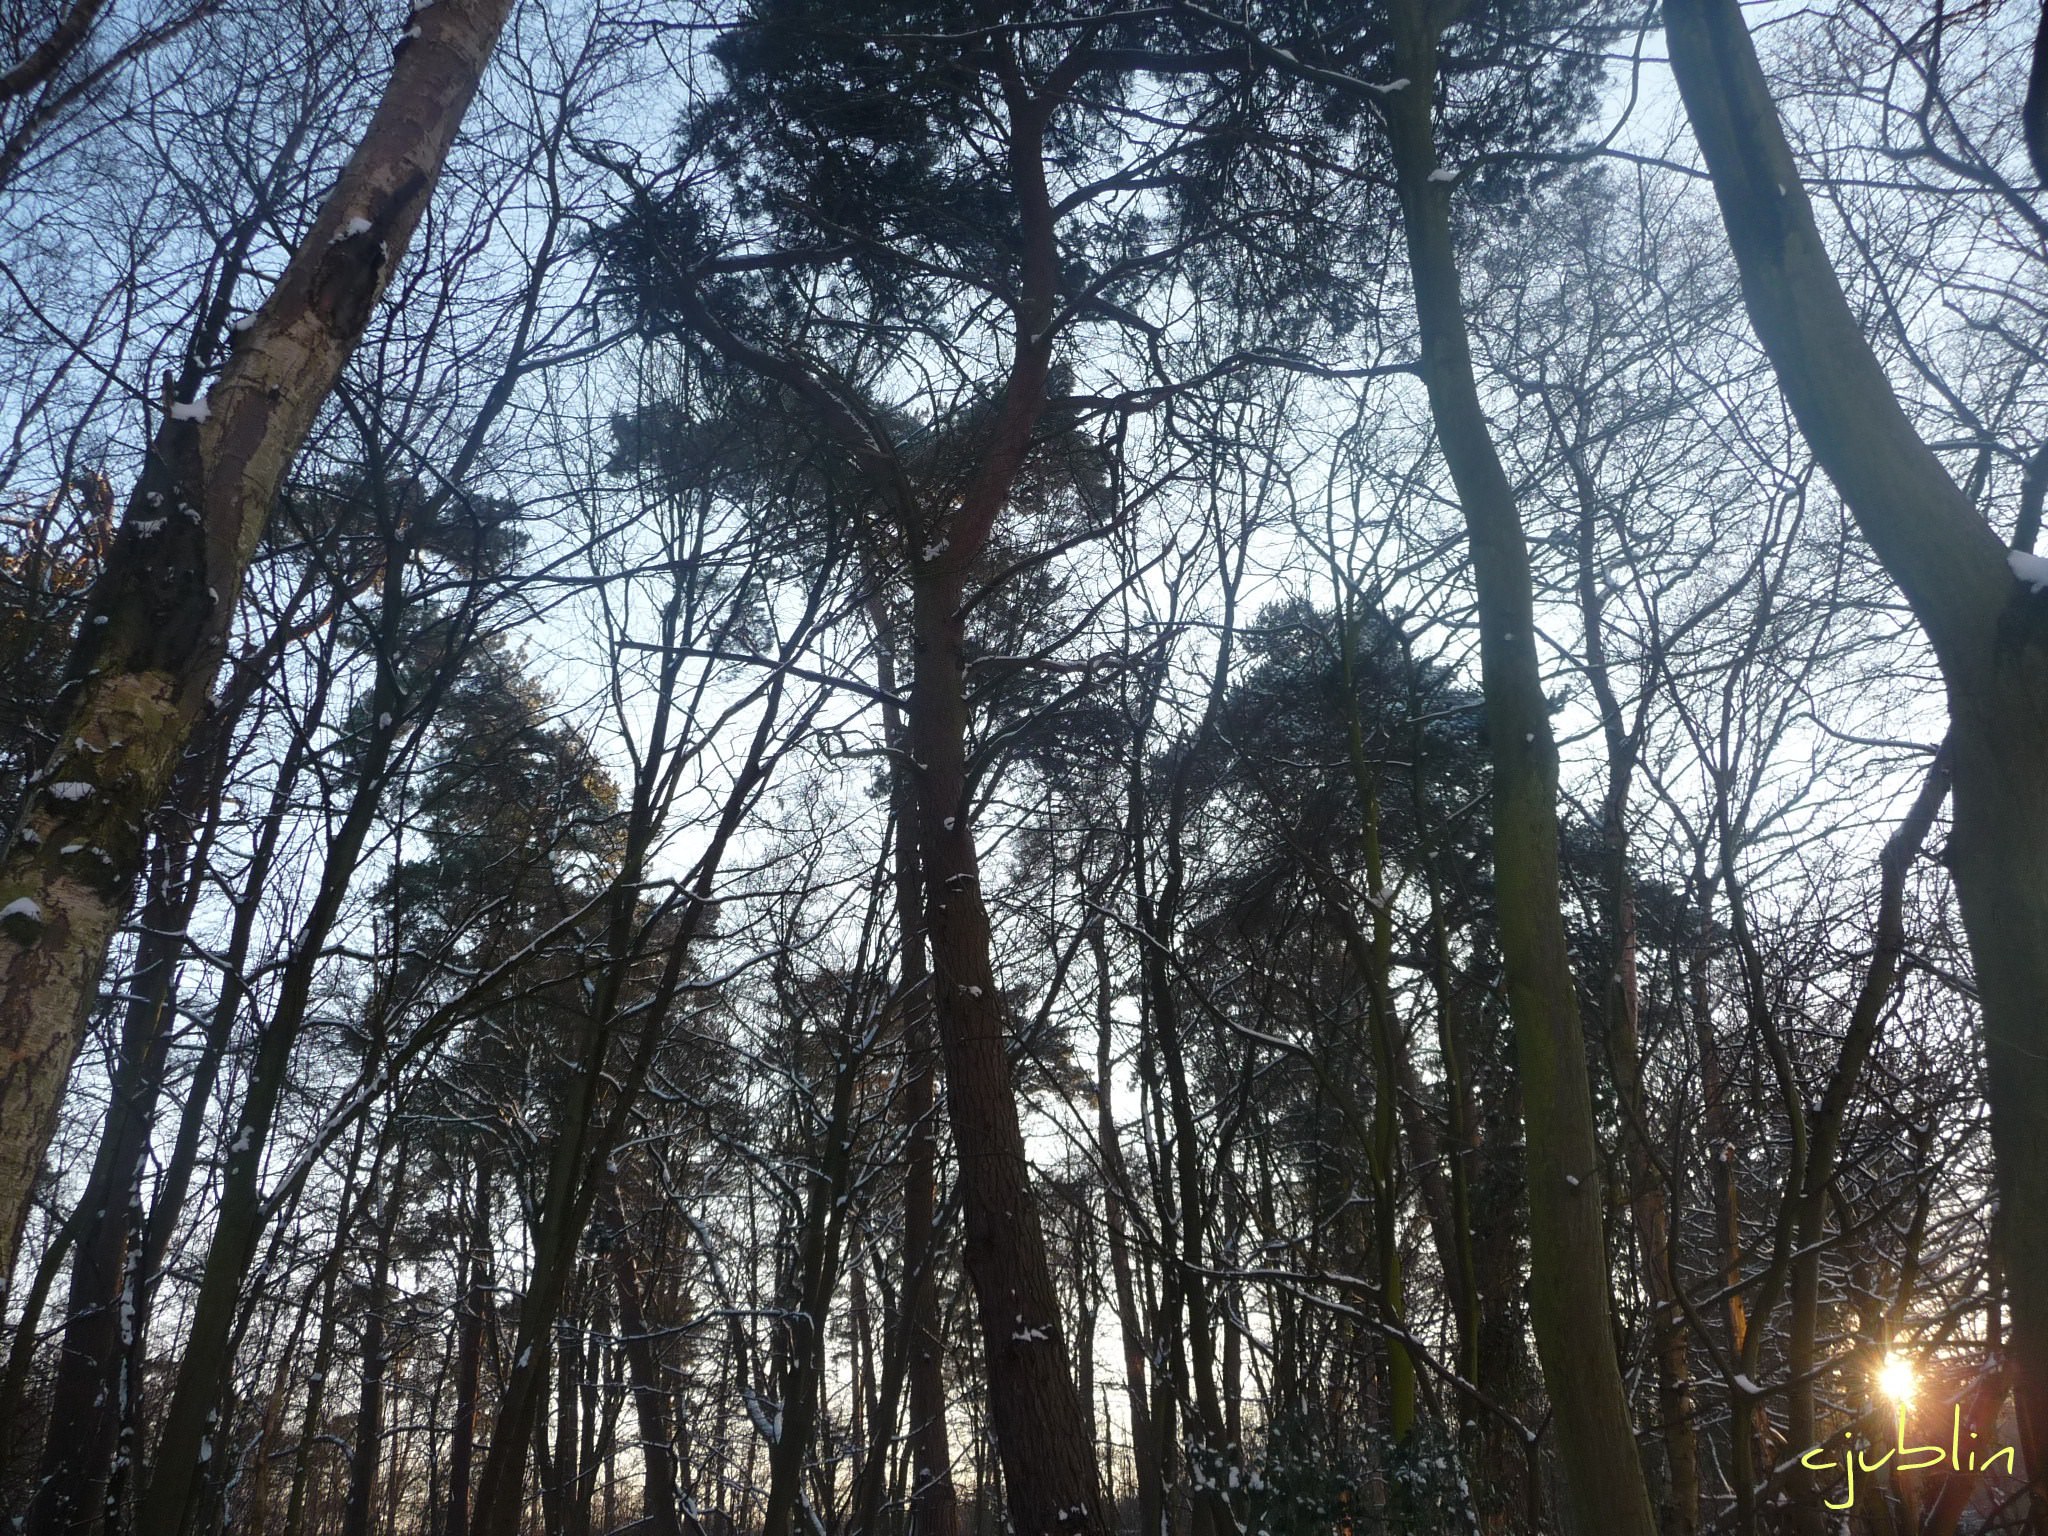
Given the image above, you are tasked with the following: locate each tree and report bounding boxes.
[0,0,518,1289]
[1664,0,2048,1514]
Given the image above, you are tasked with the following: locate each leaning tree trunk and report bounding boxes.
[0,0,516,1284]
[652,48,1109,1534]
[1378,5,1659,1533]
[906,562,1111,1536]
[1665,0,2048,1512]
[897,139,1114,1505]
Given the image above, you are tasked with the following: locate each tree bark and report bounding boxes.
[1379,6,1659,1532]
[341,1148,408,1536]
[0,0,516,1285]
[447,1159,493,1536]
[648,43,1109,1532]
[1564,438,1700,1536]
[907,560,1111,1534]
[25,842,197,1536]
[1092,926,1165,1536]
[875,616,960,1536]
[1665,0,2048,1515]
[601,1179,684,1536]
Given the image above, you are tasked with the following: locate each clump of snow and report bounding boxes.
[46,781,93,801]
[0,897,44,924]
[2009,549,2048,593]
[169,394,210,423]
[1427,167,1459,183]
[332,215,374,243]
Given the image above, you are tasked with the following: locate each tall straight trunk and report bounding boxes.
[871,618,959,1536]
[1408,711,1482,1390]
[1092,926,1165,1536]
[447,1160,492,1536]
[600,1179,683,1536]
[24,859,193,1536]
[878,57,1109,1536]
[341,1149,408,1536]
[1333,608,1420,1445]
[1565,447,1700,1536]
[1378,7,1657,1533]
[1664,0,2048,1515]
[1133,806,1230,1516]
[283,1121,372,1536]
[904,1001,959,1536]
[531,1347,563,1536]
[22,631,285,1534]
[760,1036,862,1536]
[555,1304,584,1536]
[0,0,516,1283]
[470,974,665,1536]
[659,47,1106,1532]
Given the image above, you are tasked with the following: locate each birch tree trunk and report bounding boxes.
[1664,0,2048,1510]
[0,0,516,1284]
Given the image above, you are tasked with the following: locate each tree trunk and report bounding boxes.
[0,0,516,1286]
[1094,927,1164,1536]
[342,1149,407,1536]
[471,667,789,1536]
[1379,6,1658,1532]
[760,1034,862,1536]
[25,858,193,1536]
[601,1178,684,1536]
[135,507,434,1536]
[447,1158,491,1536]
[283,1121,372,1536]
[1664,0,2048,1515]
[907,563,1110,1535]
[1565,442,1700,1536]
[652,47,1108,1532]
[875,621,959,1536]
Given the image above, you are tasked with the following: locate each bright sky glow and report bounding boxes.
[1877,1353,1915,1405]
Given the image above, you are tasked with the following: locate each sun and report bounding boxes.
[1877,1352,1916,1405]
